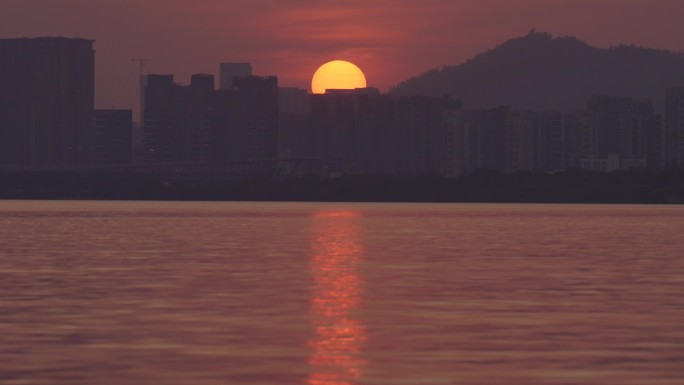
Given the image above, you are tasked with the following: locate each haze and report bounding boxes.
[2,0,683,116]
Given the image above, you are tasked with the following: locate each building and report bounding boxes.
[447,107,577,177]
[279,87,310,116]
[278,87,312,161]
[507,110,570,173]
[140,74,178,163]
[310,89,392,176]
[578,154,622,172]
[140,71,279,169]
[142,73,223,163]
[578,154,646,172]
[222,76,280,162]
[665,87,684,166]
[446,106,508,176]
[0,37,94,167]
[93,109,133,165]
[219,62,252,90]
[507,110,538,173]
[176,74,217,162]
[392,95,459,176]
[577,96,662,168]
[534,111,570,172]
[309,90,459,177]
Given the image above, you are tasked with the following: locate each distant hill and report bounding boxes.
[390,31,684,111]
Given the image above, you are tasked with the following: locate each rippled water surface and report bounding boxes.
[1,200,684,385]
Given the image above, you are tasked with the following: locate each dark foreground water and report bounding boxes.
[1,201,683,385]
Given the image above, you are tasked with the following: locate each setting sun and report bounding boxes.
[311,60,367,94]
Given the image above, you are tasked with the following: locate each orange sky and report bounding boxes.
[3,0,684,116]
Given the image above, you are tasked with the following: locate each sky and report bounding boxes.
[2,0,684,116]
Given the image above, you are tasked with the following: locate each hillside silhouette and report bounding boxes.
[391,30,684,111]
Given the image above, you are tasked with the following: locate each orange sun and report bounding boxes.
[311,60,367,94]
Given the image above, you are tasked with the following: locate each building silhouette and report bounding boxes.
[140,74,177,163]
[665,87,684,166]
[93,109,133,165]
[225,76,279,161]
[141,74,220,163]
[219,62,252,90]
[177,74,217,162]
[309,89,390,176]
[576,96,661,170]
[444,96,664,176]
[307,89,459,177]
[278,87,311,162]
[393,95,459,176]
[446,106,508,176]
[140,68,279,167]
[0,37,94,167]
[505,110,572,173]
[3,35,681,182]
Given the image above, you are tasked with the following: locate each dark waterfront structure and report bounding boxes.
[281,91,665,178]
[446,107,572,176]
[308,89,392,176]
[0,37,94,167]
[140,74,177,163]
[224,76,279,161]
[140,69,279,169]
[278,87,312,159]
[445,97,663,176]
[219,62,252,90]
[93,109,133,165]
[1,38,669,178]
[304,89,459,177]
[177,74,217,163]
[505,110,570,173]
[446,106,509,176]
[576,96,662,171]
[665,87,684,166]
[141,73,226,163]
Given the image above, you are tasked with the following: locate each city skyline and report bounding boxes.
[3,0,684,115]
[3,35,684,174]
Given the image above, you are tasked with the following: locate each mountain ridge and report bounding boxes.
[390,31,684,111]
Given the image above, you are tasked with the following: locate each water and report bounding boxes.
[1,200,683,384]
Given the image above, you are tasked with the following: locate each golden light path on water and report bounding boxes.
[308,211,366,385]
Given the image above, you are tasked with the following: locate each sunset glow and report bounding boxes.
[311,61,367,94]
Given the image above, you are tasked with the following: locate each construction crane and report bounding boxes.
[131,58,155,77]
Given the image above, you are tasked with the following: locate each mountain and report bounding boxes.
[390,31,684,111]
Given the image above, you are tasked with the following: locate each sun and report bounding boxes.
[311,60,367,94]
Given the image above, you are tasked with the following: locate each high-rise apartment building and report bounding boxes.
[0,37,94,167]
[310,90,459,177]
[278,87,311,161]
[446,106,509,176]
[141,71,279,166]
[506,110,569,173]
[93,109,133,165]
[219,62,252,90]
[140,74,178,163]
[177,74,217,162]
[447,107,574,176]
[141,74,221,163]
[225,76,279,161]
[665,87,684,166]
[577,96,661,169]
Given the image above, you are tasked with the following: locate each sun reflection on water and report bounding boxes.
[308,211,366,385]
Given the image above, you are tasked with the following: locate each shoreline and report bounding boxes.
[1,167,683,204]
